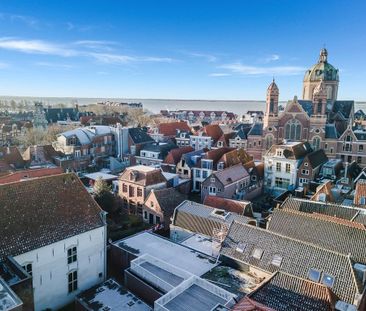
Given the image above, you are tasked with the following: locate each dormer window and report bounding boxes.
[271,255,283,267]
[235,243,246,253]
[276,150,283,157]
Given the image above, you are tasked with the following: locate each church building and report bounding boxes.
[247,48,365,167]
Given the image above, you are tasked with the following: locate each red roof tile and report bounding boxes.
[203,196,252,216]
[158,121,190,137]
[0,167,64,185]
[163,146,194,165]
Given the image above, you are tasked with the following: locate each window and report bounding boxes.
[209,186,216,195]
[122,183,127,192]
[202,171,208,179]
[324,143,328,150]
[360,197,366,205]
[265,135,273,149]
[359,145,364,152]
[304,162,308,167]
[276,162,281,172]
[301,169,309,175]
[252,248,263,260]
[275,177,290,189]
[195,170,201,178]
[144,211,147,219]
[129,185,134,196]
[22,263,32,276]
[284,119,301,140]
[156,216,161,224]
[321,273,335,288]
[276,150,283,157]
[308,268,321,282]
[137,188,143,197]
[67,246,77,264]
[285,164,291,173]
[211,177,216,183]
[357,157,362,164]
[271,255,283,267]
[235,243,246,253]
[330,147,333,154]
[68,271,78,293]
[75,150,81,158]
[312,137,321,150]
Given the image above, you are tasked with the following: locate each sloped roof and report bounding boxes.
[247,123,263,136]
[0,167,63,185]
[0,147,25,170]
[234,272,336,311]
[221,222,361,304]
[128,127,154,144]
[198,147,235,168]
[147,188,187,218]
[354,180,366,206]
[173,200,253,237]
[0,174,104,261]
[268,208,366,264]
[298,100,313,117]
[141,142,178,159]
[324,124,339,139]
[158,121,190,137]
[163,146,194,165]
[213,164,249,186]
[120,165,167,186]
[202,124,224,142]
[266,142,312,160]
[181,148,207,168]
[305,149,328,169]
[203,196,252,216]
[219,148,253,168]
[281,197,366,225]
[332,101,354,119]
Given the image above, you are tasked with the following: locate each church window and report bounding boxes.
[317,101,322,114]
[265,135,273,149]
[312,137,321,150]
[269,100,274,113]
[285,120,302,140]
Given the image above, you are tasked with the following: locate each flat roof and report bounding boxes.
[163,284,226,311]
[181,234,214,256]
[0,277,23,311]
[115,232,217,276]
[76,279,151,311]
[84,172,118,181]
[128,165,157,172]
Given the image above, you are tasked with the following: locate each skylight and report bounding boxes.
[308,268,321,282]
[235,243,246,253]
[271,254,283,267]
[252,248,263,260]
[321,273,335,288]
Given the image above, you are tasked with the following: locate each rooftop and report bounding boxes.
[154,276,236,311]
[114,232,217,276]
[0,277,23,311]
[0,173,104,261]
[76,279,151,311]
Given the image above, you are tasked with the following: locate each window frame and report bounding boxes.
[67,246,77,264]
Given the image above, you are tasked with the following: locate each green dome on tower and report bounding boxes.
[304,48,339,82]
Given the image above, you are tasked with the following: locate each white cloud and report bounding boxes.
[90,52,174,64]
[264,54,280,63]
[0,13,39,28]
[35,62,74,69]
[186,52,217,62]
[219,63,305,76]
[0,38,77,57]
[209,73,231,77]
[0,37,175,64]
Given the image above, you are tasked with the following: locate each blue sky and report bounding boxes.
[0,0,365,100]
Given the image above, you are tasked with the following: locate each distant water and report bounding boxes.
[0,95,365,116]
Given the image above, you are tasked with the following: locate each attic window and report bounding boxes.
[252,248,263,260]
[321,273,335,288]
[271,255,283,267]
[308,268,321,282]
[236,243,246,253]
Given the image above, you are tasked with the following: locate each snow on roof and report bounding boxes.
[76,279,151,311]
[84,172,118,181]
[115,232,217,276]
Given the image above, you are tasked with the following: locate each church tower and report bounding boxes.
[312,79,327,115]
[303,48,339,102]
[265,78,279,116]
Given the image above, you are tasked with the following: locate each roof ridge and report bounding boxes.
[275,208,366,230]
[231,220,356,259]
[0,172,74,187]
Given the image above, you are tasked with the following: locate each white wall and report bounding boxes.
[14,226,106,311]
